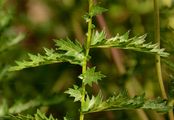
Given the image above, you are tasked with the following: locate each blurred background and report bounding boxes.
[0,0,174,119]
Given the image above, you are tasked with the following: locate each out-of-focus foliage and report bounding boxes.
[11,110,58,120]
[0,0,174,120]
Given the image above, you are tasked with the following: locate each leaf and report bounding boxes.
[82,95,95,112]
[91,31,106,45]
[9,39,85,71]
[79,67,105,86]
[34,110,58,120]
[55,38,85,62]
[142,97,169,112]
[8,51,61,71]
[91,31,169,57]
[65,85,82,102]
[82,91,171,113]
[82,92,103,112]
[83,5,107,22]
[89,5,108,17]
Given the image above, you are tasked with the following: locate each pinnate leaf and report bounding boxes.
[9,39,85,71]
[91,31,169,57]
[82,91,171,113]
[9,50,61,71]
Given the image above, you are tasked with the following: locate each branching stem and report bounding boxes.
[153,0,173,119]
[80,0,93,120]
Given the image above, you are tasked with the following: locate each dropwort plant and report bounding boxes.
[8,0,173,120]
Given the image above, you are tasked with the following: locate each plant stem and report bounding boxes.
[80,0,93,120]
[153,0,167,99]
[153,0,174,119]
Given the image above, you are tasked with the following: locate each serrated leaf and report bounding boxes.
[89,5,108,17]
[82,91,103,112]
[91,31,169,57]
[142,97,169,112]
[79,67,105,86]
[55,38,85,64]
[82,95,95,112]
[9,39,85,71]
[82,91,171,113]
[33,110,58,120]
[65,85,82,102]
[9,51,61,71]
[91,31,106,45]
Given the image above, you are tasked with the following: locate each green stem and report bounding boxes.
[153,0,167,99]
[153,0,174,120]
[80,0,93,120]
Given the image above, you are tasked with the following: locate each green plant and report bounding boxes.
[8,0,173,120]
